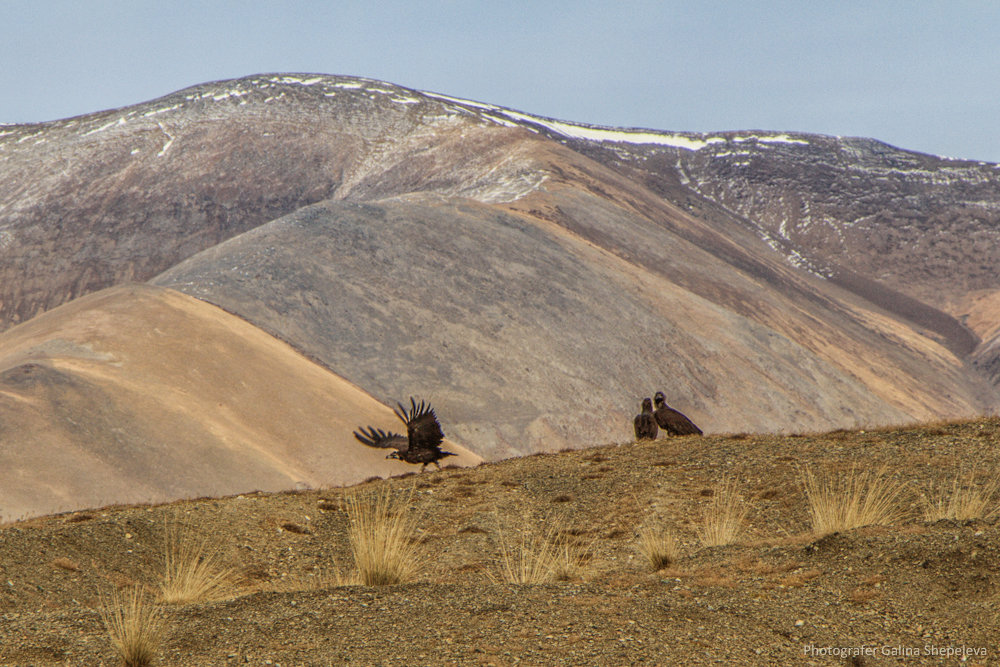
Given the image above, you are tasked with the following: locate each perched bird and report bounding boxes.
[353,397,456,471]
[633,397,659,440]
[653,391,703,436]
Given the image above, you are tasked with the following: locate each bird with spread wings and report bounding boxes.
[353,397,456,471]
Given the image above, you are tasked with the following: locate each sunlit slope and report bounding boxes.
[0,284,479,520]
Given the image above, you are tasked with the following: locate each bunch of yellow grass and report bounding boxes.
[801,465,910,536]
[345,487,423,586]
[99,585,165,667]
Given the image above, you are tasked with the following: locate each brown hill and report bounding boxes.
[0,283,479,521]
[152,190,997,459]
[2,73,999,499]
[0,419,997,664]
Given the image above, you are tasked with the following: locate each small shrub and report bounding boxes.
[495,529,555,584]
[346,487,422,586]
[100,585,164,667]
[493,520,581,584]
[922,469,1000,521]
[636,524,680,571]
[160,522,237,604]
[698,476,750,546]
[549,540,585,581]
[801,465,910,536]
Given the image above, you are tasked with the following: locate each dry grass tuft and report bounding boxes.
[494,527,558,584]
[493,520,584,584]
[801,465,910,536]
[636,523,680,571]
[549,539,586,582]
[99,585,165,667]
[160,522,238,604]
[698,476,750,547]
[922,469,1000,521]
[345,487,423,586]
[692,570,737,588]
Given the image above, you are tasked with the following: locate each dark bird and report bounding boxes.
[353,397,456,471]
[653,391,703,436]
[633,397,659,440]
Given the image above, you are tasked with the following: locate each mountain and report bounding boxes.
[1,73,998,513]
[0,283,479,521]
[517,122,1000,385]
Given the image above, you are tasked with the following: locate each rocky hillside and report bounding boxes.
[536,124,1000,383]
[0,419,998,665]
[1,73,999,514]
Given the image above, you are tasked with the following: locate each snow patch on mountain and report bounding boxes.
[732,134,810,146]
[419,89,821,153]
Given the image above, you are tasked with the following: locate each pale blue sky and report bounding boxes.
[3,1,999,161]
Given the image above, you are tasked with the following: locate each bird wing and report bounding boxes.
[395,397,445,453]
[353,426,409,452]
[656,407,702,435]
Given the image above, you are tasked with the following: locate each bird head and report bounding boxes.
[386,451,400,460]
[641,397,654,413]
[653,391,666,408]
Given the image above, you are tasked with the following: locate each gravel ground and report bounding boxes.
[1,419,998,665]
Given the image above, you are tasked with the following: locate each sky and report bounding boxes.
[3,1,999,162]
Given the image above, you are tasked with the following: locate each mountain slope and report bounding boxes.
[548,127,1000,363]
[0,283,479,521]
[2,72,998,471]
[152,189,996,458]
[0,74,538,330]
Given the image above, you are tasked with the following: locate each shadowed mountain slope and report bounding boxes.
[0,283,478,521]
[153,191,995,459]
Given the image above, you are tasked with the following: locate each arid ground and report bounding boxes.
[1,418,998,665]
